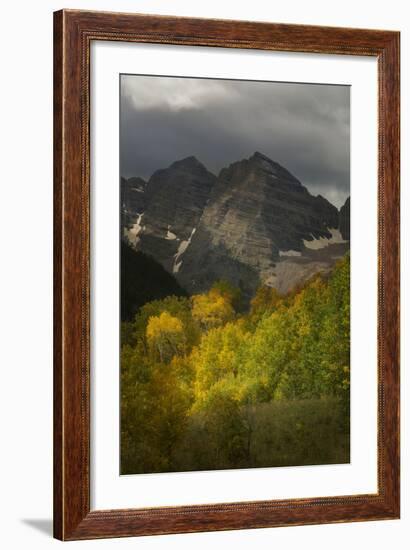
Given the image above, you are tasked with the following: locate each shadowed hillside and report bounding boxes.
[121,241,187,321]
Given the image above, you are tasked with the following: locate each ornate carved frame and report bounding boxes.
[54,9,400,540]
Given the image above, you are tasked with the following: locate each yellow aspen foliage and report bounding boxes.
[121,254,350,474]
[192,322,249,402]
[191,290,235,330]
[147,311,183,338]
[146,311,185,362]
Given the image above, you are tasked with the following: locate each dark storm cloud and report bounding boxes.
[120,75,350,208]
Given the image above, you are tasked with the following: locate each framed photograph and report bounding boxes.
[54,9,400,540]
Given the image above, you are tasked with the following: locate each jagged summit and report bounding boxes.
[249,151,282,168]
[248,151,301,184]
[218,151,301,187]
[251,150,271,161]
[169,155,212,175]
[172,155,201,164]
[122,152,349,298]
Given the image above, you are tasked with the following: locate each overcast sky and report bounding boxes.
[120,75,350,208]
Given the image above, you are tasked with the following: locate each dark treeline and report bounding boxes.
[121,241,187,321]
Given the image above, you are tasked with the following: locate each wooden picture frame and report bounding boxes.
[54,9,400,540]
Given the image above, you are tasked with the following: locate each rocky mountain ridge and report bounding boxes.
[122,152,350,297]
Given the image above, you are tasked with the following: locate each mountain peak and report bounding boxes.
[250,151,273,163]
[339,196,350,240]
[248,152,301,184]
[316,194,334,206]
[170,156,207,171]
[122,152,347,300]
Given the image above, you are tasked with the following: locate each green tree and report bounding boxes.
[121,345,192,474]
[192,322,249,401]
[250,285,283,318]
[194,381,248,467]
[211,280,242,311]
[243,306,294,400]
[321,254,350,398]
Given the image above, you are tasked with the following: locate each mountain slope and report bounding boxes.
[339,196,350,240]
[122,152,349,299]
[178,152,345,296]
[121,242,187,321]
[123,156,216,272]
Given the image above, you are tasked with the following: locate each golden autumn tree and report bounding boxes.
[192,321,249,402]
[191,287,236,330]
[121,255,351,474]
[133,296,199,352]
[146,311,185,363]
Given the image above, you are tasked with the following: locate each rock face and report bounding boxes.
[339,197,350,240]
[121,176,146,227]
[178,152,342,296]
[122,152,349,299]
[123,156,216,272]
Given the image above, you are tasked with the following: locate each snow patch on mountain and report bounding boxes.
[173,227,196,273]
[303,227,347,250]
[166,226,177,240]
[279,249,302,257]
[124,212,144,245]
[174,260,183,274]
